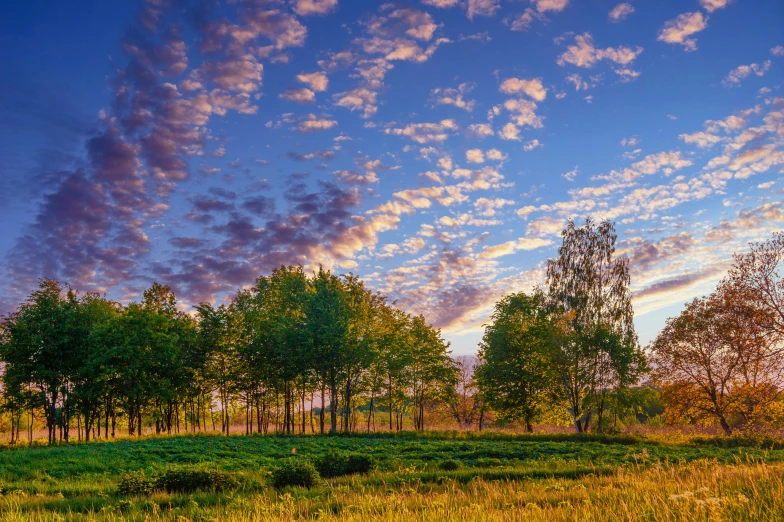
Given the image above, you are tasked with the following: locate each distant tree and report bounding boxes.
[546,219,646,433]
[407,315,458,431]
[449,355,482,429]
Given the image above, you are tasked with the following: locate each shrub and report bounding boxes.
[439,459,461,471]
[475,457,503,468]
[118,470,158,496]
[271,459,320,489]
[315,451,375,478]
[158,469,238,493]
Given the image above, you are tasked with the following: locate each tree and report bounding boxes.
[546,219,646,433]
[449,355,482,429]
[650,286,784,434]
[475,291,555,432]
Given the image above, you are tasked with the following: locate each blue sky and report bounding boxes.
[1,0,783,354]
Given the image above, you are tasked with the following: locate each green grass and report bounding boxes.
[0,431,782,520]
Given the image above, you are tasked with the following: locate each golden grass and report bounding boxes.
[0,460,781,521]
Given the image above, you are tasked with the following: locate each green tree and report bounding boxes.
[475,291,555,432]
[545,219,647,433]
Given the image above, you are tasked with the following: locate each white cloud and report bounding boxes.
[499,122,521,141]
[467,0,500,19]
[432,83,475,111]
[657,12,708,52]
[292,0,338,15]
[468,123,494,138]
[486,148,507,161]
[698,0,731,13]
[758,181,775,189]
[773,46,784,57]
[334,88,378,118]
[466,149,485,163]
[557,32,643,68]
[562,165,578,181]
[296,114,338,132]
[723,61,772,86]
[386,119,459,143]
[524,139,542,151]
[679,131,722,148]
[297,71,329,91]
[499,77,547,101]
[533,0,569,13]
[422,0,459,7]
[279,88,316,103]
[474,197,515,216]
[621,136,639,147]
[609,3,634,22]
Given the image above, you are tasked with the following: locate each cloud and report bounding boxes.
[432,83,476,111]
[279,88,316,103]
[466,149,485,163]
[422,0,459,7]
[723,61,772,86]
[478,237,552,259]
[467,0,500,20]
[499,77,547,101]
[609,3,634,22]
[385,119,458,143]
[533,0,569,13]
[524,139,542,151]
[499,122,521,141]
[773,46,784,57]
[621,136,639,147]
[562,165,578,181]
[469,123,494,138]
[699,0,731,13]
[679,131,722,148]
[557,32,643,69]
[657,12,707,52]
[292,0,339,16]
[334,88,378,118]
[295,114,338,132]
[297,71,329,91]
[474,197,515,216]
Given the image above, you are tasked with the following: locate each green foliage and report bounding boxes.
[158,469,238,493]
[438,458,461,470]
[271,458,321,489]
[314,451,375,478]
[117,470,158,496]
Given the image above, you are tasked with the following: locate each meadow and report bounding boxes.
[0,432,783,521]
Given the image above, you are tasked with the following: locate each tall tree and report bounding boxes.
[546,219,646,432]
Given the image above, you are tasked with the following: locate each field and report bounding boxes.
[0,432,783,521]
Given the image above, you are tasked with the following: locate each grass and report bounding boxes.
[0,431,782,520]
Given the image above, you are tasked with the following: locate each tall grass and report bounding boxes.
[0,432,782,520]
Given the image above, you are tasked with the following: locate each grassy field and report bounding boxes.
[0,432,783,521]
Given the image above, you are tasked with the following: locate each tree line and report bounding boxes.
[477,221,784,435]
[0,267,458,444]
[3,221,782,444]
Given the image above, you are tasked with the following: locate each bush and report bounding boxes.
[118,470,158,496]
[315,451,375,478]
[438,459,461,471]
[158,469,238,493]
[271,459,320,489]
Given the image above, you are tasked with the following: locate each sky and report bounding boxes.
[0,0,783,355]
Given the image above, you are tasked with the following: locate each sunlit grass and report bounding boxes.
[0,432,782,520]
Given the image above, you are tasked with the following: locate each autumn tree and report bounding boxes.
[651,283,784,434]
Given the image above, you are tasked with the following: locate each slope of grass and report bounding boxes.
[0,431,782,520]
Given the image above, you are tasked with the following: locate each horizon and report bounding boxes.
[1,0,783,355]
